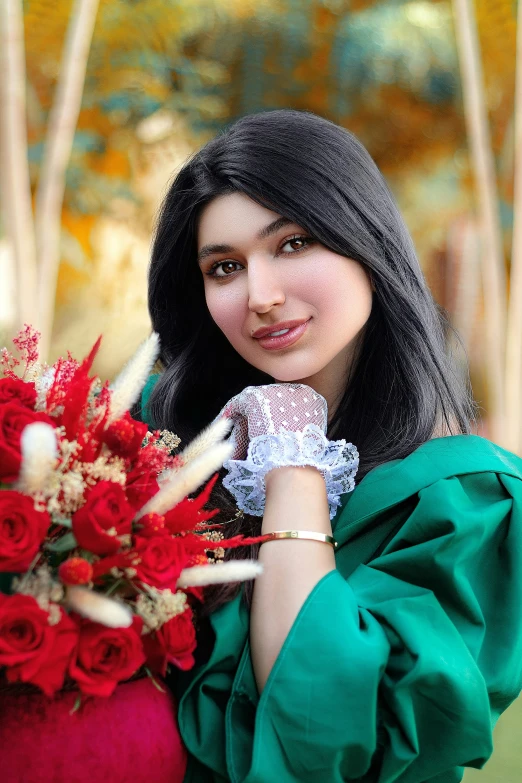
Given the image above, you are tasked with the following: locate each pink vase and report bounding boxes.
[0,676,187,783]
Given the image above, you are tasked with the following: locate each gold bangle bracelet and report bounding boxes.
[261,530,338,549]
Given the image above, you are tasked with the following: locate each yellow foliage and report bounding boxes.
[56,259,90,305]
[61,210,96,255]
[475,0,517,152]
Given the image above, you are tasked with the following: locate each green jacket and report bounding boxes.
[175,435,522,783]
[140,382,522,781]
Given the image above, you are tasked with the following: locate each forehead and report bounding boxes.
[197,192,284,247]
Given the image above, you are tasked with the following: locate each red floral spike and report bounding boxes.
[163,474,220,534]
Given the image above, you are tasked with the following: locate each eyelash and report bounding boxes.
[205,234,315,278]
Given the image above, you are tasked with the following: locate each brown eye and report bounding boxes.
[280,235,314,253]
[206,260,242,278]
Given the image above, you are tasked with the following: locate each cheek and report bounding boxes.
[204,286,246,342]
[293,263,372,327]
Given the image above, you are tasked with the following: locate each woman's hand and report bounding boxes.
[220,383,328,460]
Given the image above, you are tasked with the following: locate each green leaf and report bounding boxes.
[52,517,73,529]
[69,695,82,715]
[0,572,18,594]
[144,666,166,693]
[45,532,78,553]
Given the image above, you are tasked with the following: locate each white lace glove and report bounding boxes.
[218,384,359,519]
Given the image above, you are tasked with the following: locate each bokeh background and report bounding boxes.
[0,1,521,779]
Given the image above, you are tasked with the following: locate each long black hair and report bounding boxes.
[145,109,476,609]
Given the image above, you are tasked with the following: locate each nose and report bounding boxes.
[247,258,285,313]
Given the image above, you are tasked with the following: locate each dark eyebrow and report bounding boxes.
[257,216,294,240]
[197,217,294,266]
[196,243,235,266]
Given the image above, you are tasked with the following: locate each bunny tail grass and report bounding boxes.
[136,440,233,519]
[159,418,233,485]
[65,586,133,628]
[177,560,263,588]
[179,416,233,467]
[17,422,58,494]
[108,332,160,422]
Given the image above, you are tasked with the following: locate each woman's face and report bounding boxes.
[197,192,373,410]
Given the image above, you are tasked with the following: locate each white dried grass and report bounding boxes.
[109,332,160,422]
[136,440,233,519]
[159,417,233,486]
[17,422,58,493]
[177,560,263,588]
[65,586,132,628]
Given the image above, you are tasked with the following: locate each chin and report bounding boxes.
[262,364,321,385]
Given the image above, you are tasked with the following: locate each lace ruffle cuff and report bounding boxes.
[222,424,359,519]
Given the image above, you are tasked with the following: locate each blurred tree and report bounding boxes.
[2,0,520,454]
[1,0,99,359]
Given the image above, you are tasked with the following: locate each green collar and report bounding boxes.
[333,434,522,545]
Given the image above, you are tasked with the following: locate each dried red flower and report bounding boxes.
[135,513,167,537]
[12,325,40,370]
[163,474,220,534]
[125,468,160,511]
[103,412,148,459]
[58,557,93,586]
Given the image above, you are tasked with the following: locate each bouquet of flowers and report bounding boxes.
[0,326,261,704]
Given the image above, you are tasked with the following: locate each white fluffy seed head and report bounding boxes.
[136,439,233,519]
[17,422,58,493]
[108,332,160,423]
[65,586,133,628]
[178,417,233,467]
[177,560,263,588]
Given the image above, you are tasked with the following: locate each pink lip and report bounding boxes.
[255,319,310,351]
[252,319,310,339]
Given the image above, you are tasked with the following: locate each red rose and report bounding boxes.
[125,468,159,511]
[143,605,196,675]
[72,481,134,556]
[69,615,145,697]
[0,378,37,408]
[0,402,54,483]
[0,594,79,696]
[102,412,148,459]
[132,534,190,590]
[0,490,50,572]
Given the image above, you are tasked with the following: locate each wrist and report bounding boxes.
[264,464,325,489]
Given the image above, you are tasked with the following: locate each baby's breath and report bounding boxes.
[135,587,188,632]
[156,430,181,452]
[14,565,65,624]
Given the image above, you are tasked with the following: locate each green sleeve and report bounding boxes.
[224,472,522,783]
[139,373,160,428]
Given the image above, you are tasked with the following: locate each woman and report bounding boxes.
[141,109,522,782]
